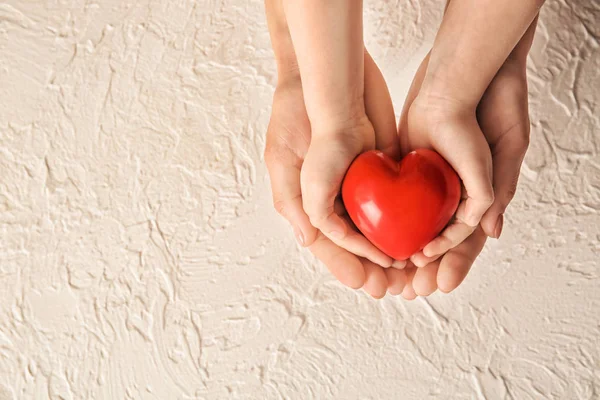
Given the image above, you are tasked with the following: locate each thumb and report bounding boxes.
[422,114,495,227]
[480,134,528,238]
[300,133,365,238]
[266,157,318,247]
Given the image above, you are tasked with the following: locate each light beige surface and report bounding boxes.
[0,1,599,399]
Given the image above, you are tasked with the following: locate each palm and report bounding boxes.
[266,82,311,172]
[479,71,529,146]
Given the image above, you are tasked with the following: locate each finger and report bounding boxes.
[362,260,388,299]
[401,282,417,300]
[334,214,393,268]
[410,251,441,269]
[412,259,441,297]
[266,157,318,246]
[480,135,527,238]
[422,210,477,257]
[478,64,530,238]
[406,98,495,228]
[364,51,400,159]
[385,268,408,296]
[430,117,495,228]
[401,267,418,300]
[327,228,393,268]
[300,135,358,237]
[437,227,487,293]
[308,232,366,289]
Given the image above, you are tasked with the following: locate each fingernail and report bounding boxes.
[422,246,439,258]
[294,226,305,246]
[392,260,407,269]
[410,255,424,268]
[494,214,504,239]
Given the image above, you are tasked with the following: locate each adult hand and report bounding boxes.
[265,58,410,297]
[400,0,542,267]
[280,0,403,268]
[264,0,407,297]
[395,17,539,299]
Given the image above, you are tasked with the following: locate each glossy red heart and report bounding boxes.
[341,149,461,260]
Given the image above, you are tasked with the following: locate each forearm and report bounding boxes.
[423,0,544,106]
[282,0,366,131]
[265,0,299,82]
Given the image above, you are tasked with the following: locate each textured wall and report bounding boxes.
[0,0,599,399]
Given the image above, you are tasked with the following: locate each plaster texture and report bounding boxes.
[0,0,599,399]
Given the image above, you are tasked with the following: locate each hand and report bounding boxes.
[264,0,407,297]
[397,0,542,268]
[477,18,538,238]
[300,107,395,268]
[279,0,411,268]
[265,55,409,297]
[394,18,539,299]
[397,228,488,300]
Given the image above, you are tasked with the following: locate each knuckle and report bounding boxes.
[481,189,495,207]
[306,209,334,231]
[301,175,333,202]
[437,235,454,250]
[307,213,325,228]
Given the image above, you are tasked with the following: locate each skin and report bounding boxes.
[265,0,542,298]
[265,56,407,297]
[281,0,398,269]
[398,18,539,297]
[404,0,543,262]
[265,0,406,297]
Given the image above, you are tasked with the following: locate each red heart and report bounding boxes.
[341,149,461,260]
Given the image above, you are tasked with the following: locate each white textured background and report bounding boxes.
[0,0,599,399]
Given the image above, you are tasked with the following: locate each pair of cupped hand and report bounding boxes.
[264,0,543,298]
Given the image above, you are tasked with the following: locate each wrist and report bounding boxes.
[275,54,300,85]
[309,107,373,147]
[417,69,479,113]
[302,71,367,134]
[308,97,368,136]
[268,31,301,85]
[408,89,472,137]
[265,0,301,84]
